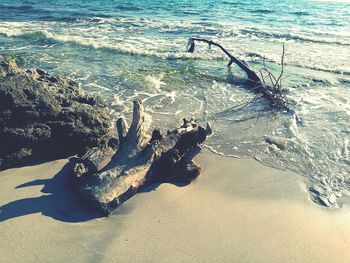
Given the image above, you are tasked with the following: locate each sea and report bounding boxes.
[0,0,349,207]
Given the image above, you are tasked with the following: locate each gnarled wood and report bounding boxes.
[71,100,212,214]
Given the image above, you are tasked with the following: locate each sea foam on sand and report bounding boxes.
[0,149,350,263]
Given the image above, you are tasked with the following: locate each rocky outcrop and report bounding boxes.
[0,55,117,170]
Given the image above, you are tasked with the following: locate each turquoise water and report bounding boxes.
[1,0,349,207]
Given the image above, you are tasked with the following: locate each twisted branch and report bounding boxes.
[187,38,293,113]
[188,38,262,85]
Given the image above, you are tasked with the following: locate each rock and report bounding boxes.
[0,55,117,170]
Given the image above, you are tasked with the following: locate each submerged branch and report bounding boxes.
[187,37,294,113]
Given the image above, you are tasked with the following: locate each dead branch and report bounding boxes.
[71,100,212,214]
[188,37,262,85]
[276,45,285,88]
[187,38,293,113]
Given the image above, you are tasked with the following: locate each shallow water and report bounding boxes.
[0,0,349,207]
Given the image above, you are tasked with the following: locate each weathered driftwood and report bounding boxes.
[71,100,212,214]
[187,38,293,113]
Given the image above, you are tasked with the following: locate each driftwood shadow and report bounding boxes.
[0,162,104,223]
[139,180,192,194]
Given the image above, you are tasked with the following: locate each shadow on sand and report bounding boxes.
[0,162,104,223]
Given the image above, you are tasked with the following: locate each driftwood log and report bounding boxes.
[71,100,212,214]
[187,38,292,113]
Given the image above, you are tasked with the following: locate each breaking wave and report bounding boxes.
[239,28,350,46]
[1,26,349,76]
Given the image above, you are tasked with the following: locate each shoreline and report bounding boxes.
[1,149,349,262]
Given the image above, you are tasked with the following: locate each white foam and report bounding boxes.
[144,74,165,90]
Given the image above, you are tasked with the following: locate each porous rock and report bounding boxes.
[0,55,117,170]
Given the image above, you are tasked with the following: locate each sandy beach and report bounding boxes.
[1,149,349,263]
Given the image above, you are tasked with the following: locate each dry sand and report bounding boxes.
[0,149,350,263]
